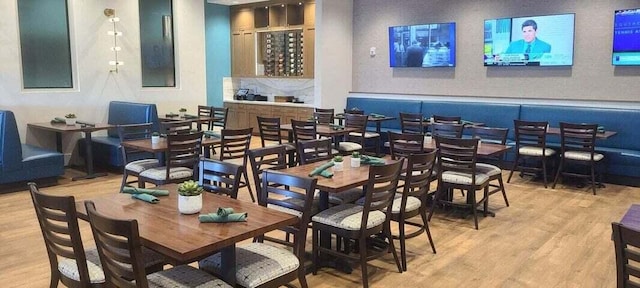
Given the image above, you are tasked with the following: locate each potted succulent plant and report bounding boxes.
[177,180,203,214]
[351,151,361,168]
[179,108,187,118]
[64,114,77,125]
[151,132,160,144]
[333,155,344,171]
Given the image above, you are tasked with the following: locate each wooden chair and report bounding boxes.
[390,151,437,271]
[199,171,317,288]
[196,105,213,131]
[313,111,334,125]
[291,119,317,142]
[206,106,229,157]
[198,158,243,199]
[431,123,464,138]
[160,119,193,135]
[507,120,556,188]
[469,126,510,207]
[28,183,166,288]
[84,201,230,288]
[552,122,604,195]
[311,159,404,288]
[400,112,425,135]
[388,131,425,160]
[432,115,461,124]
[214,128,255,202]
[429,136,491,230]
[337,113,368,155]
[248,145,289,195]
[344,108,365,115]
[138,131,203,187]
[315,108,335,114]
[116,123,160,192]
[611,222,640,288]
[256,116,296,166]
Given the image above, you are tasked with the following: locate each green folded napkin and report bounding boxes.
[166,113,179,117]
[217,207,235,217]
[122,186,169,196]
[204,131,221,138]
[370,113,386,118]
[309,162,335,177]
[131,193,159,204]
[461,120,474,125]
[184,114,199,119]
[597,126,605,133]
[360,155,386,166]
[51,117,66,124]
[199,212,248,223]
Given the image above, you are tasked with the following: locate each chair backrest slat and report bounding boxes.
[514,120,548,148]
[612,222,640,288]
[199,159,243,199]
[291,119,317,142]
[220,128,253,161]
[257,116,283,146]
[359,160,404,233]
[388,131,425,160]
[559,122,598,155]
[431,123,464,139]
[296,138,333,165]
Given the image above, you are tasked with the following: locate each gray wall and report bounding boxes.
[352,0,640,102]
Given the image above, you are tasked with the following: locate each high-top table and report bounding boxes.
[28,122,112,181]
[75,184,297,286]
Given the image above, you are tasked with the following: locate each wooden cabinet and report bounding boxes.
[231,7,253,31]
[224,102,247,129]
[225,102,313,135]
[303,27,314,78]
[304,2,315,26]
[231,30,255,77]
[246,104,273,134]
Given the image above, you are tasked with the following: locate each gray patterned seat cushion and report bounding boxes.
[139,166,193,181]
[125,159,160,173]
[390,195,421,214]
[441,171,490,185]
[58,248,105,284]
[147,265,231,288]
[349,132,380,139]
[519,146,556,157]
[475,163,501,177]
[338,142,362,152]
[564,151,604,161]
[198,243,299,288]
[267,197,320,217]
[312,204,386,230]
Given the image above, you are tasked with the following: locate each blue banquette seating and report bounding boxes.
[0,110,64,184]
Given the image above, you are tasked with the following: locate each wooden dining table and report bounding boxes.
[121,136,221,153]
[75,184,298,286]
[423,138,512,156]
[546,127,617,139]
[280,123,360,149]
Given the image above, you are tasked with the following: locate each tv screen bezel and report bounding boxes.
[388,22,457,68]
[483,13,576,67]
[612,8,640,66]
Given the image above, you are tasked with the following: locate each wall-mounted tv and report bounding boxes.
[613,8,640,65]
[483,13,575,66]
[389,22,456,67]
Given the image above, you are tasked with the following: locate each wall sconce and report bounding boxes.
[105,8,124,73]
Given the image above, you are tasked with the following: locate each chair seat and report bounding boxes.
[303,147,340,156]
[564,151,604,161]
[442,171,490,185]
[519,146,556,157]
[391,195,421,214]
[475,163,502,177]
[139,167,193,181]
[147,265,231,288]
[265,142,296,152]
[349,132,380,138]
[338,142,362,152]
[125,159,161,173]
[198,242,299,288]
[268,197,320,217]
[58,248,105,284]
[312,204,386,230]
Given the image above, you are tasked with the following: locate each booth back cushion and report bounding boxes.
[106,101,159,138]
[346,98,422,130]
[0,110,23,171]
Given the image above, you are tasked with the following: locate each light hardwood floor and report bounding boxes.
[1,157,635,287]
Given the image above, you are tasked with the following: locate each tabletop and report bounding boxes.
[28,122,113,133]
[75,184,298,264]
[546,127,617,139]
[280,123,359,137]
[121,137,221,153]
[423,139,512,157]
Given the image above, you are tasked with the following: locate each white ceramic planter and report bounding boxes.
[179,111,186,118]
[351,157,361,168]
[65,118,76,125]
[151,136,160,144]
[178,194,202,214]
[333,161,344,171]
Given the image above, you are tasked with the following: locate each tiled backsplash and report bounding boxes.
[223,77,314,104]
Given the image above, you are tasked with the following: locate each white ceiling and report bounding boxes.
[207,0,269,5]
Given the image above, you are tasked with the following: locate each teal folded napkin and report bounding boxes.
[461,120,474,125]
[199,207,248,223]
[309,162,335,178]
[597,126,605,133]
[184,114,199,119]
[370,113,386,118]
[51,117,66,124]
[131,193,159,204]
[122,186,169,196]
[166,113,179,117]
[360,155,386,166]
[204,131,221,138]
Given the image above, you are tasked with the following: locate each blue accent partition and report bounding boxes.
[205,3,231,107]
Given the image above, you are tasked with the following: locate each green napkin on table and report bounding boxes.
[370,113,386,118]
[122,186,169,196]
[166,113,179,117]
[131,193,159,204]
[360,155,386,166]
[199,207,248,223]
[597,126,605,133]
[309,162,335,178]
[461,120,474,126]
[51,117,66,124]
[184,114,199,119]
[204,131,221,138]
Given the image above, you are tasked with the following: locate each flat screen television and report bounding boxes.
[612,8,640,65]
[389,22,456,67]
[483,13,575,66]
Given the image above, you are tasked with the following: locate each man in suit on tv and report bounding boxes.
[505,19,551,61]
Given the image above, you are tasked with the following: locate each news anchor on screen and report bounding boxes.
[505,19,551,60]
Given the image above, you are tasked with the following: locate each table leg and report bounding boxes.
[220,245,236,286]
[72,131,108,181]
[315,191,353,274]
[55,132,63,153]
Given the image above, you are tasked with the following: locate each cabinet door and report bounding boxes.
[231,8,254,31]
[231,31,256,77]
[297,108,314,121]
[303,27,314,78]
[304,2,315,27]
[231,32,243,77]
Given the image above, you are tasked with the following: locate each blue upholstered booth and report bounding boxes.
[0,110,64,184]
[83,101,160,167]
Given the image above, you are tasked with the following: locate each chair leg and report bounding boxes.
[420,206,437,254]
[120,172,128,192]
[298,266,309,288]
[312,227,319,275]
[552,157,563,189]
[541,157,549,188]
[591,163,597,195]
[386,223,403,273]
[359,236,369,288]
[470,190,479,230]
[507,154,520,183]
[49,272,60,288]
[398,217,407,271]
[428,185,443,221]
[242,168,256,202]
